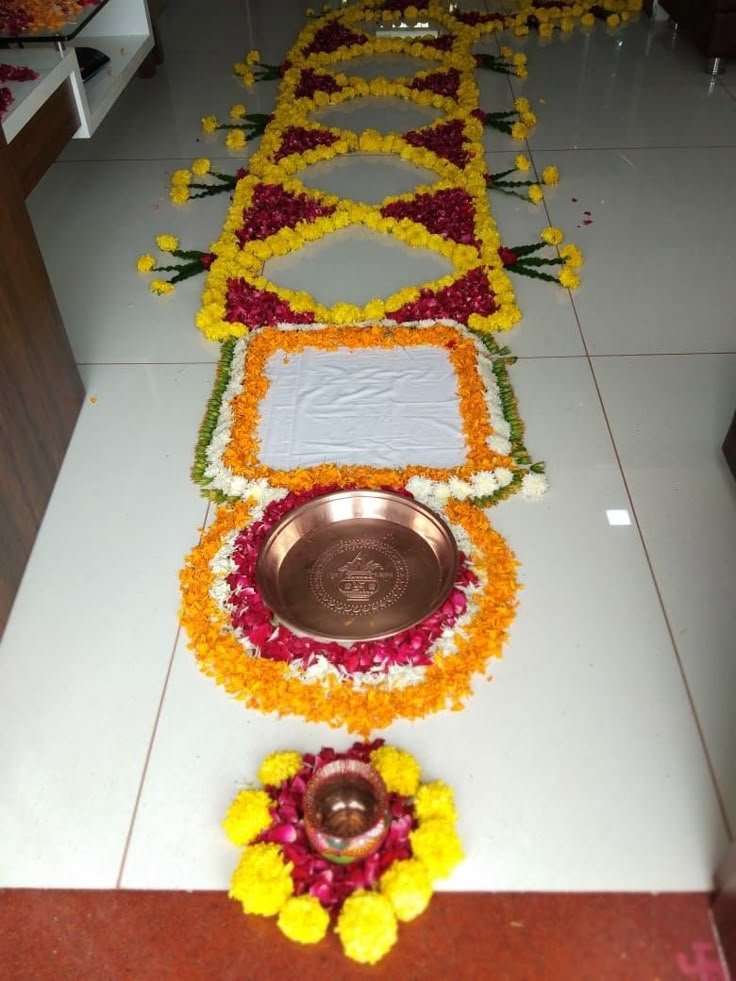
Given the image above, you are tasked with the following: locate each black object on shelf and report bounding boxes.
[76,46,110,83]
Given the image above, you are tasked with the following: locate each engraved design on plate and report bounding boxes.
[310,537,409,616]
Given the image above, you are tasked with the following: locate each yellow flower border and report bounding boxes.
[179,497,519,735]
[196,3,525,341]
[219,323,515,493]
[224,744,463,963]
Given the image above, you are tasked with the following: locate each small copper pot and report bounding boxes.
[303,759,390,864]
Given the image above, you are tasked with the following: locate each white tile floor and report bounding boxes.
[2,2,735,892]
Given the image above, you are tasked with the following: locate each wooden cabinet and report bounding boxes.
[0,125,84,635]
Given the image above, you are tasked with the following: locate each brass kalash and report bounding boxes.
[256,488,458,860]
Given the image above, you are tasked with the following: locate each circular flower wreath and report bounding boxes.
[223,484,479,675]
[224,740,463,965]
[180,487,519,734]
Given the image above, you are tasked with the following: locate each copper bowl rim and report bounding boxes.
[255,488,459,642]
[303,759,389,842]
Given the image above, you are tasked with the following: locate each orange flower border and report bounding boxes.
[229,323,509,487]
[193,321,544,506]
[179,497,519,735]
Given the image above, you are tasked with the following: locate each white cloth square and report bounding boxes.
[258,345,466,469]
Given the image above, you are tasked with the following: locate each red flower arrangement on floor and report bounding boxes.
[274,125,338,162]
[411,66,461,100]
[304,21,369,56]
[294,67,341,99]
[224,485,477,675]
[236,182,336,246]
[224,739,464,963]
[380,187,480,249]
[404,118,473,169]
[225,279,315,327]
[390,266,497,323]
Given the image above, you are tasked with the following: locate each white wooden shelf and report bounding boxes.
[1,47,78,143]
[1,0,152,142]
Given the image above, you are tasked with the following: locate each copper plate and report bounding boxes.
[256,489,458,642]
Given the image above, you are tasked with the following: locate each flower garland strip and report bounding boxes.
[452,0,643,38]
[224,740,463,964]
[192,2,535,341]
[191,321,546,506]
[179,492,519,734]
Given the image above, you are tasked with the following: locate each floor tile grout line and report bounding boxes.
[567,293,735,843]
[718,79,736,104]
[516,90,734,839]
[115,500,212,888]
[528,143,736,152]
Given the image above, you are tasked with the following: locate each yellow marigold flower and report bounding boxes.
[414,781,458,824]
[370,746,421,797]
[191,157,210,176]
[514,97,530,114]
[380,858,432,922]
[528,183,544,204]
[223,789,273,846]
[155,233,179,253]
[581,12,595,26]
[561,17,575,32]
[542,165,559,186]
[409,819,464,881]
[511,121,528,141]
[541,226,564,246]
[560,243,584,268]
[170,168,191,186]
[500,45,513,58]
[226,129,247,150]
[170,185,190,205]
[242,70,255,87]
[278,895,329,944]
[358,128,383,152]
[201,115,218,134]
[136,253,156,273]
[515,154,531,172]
[405,4,418,18]
[607,13,621,27]
[512,52,527,66]
[258,751,303,787]
[229,843,293,916]
[233,61,248,75]
[336,891,398,965]
[246,49,261,65]
[305,6,315,15]
[150,279,174,295]
[516,66,529,80]
[521,111,537,128]
[514,24,529,36]
[559,266,581,290]
[229,103,247,120]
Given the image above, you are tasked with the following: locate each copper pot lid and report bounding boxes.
[256,489,459,642]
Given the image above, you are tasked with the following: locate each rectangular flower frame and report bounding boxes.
[193,321,543,508]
